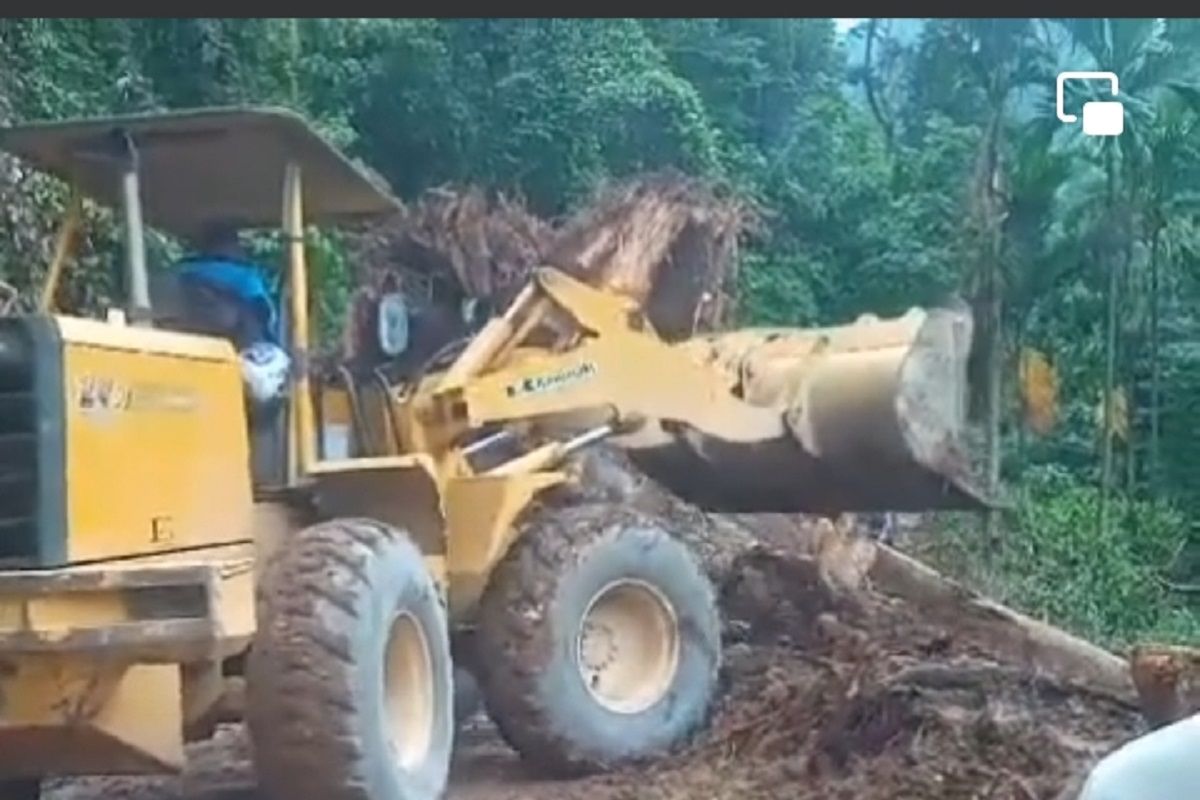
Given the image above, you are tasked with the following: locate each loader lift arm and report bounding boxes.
[417,267,779,447]
[397,267,992,515]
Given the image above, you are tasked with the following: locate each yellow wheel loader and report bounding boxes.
[0,107,989,800]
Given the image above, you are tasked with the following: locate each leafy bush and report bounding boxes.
[923,465,1200,648]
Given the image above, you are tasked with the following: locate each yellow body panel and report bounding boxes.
[56,315,236,359]
[57,316,254,563]
[0,660,184,775]
[0,111,437,784]
[444,472,565,618]
[0,543,256,776]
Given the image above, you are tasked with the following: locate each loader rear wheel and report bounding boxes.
[474,504,721,775]
[247,518,454,800]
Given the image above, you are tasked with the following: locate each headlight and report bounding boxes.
[377,292,410,357]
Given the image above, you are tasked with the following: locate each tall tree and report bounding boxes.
[1140,100,1200,487]
[1060,17,1200,529]
[912,19,1054,549]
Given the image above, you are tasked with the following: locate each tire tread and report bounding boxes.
[248,518,427,800]
[474,504,717,775]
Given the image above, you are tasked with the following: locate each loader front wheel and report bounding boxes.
[247,518,453,800]
[475,505,721,775]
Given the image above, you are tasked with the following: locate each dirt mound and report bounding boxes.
[462,451,1140,798]
[546,546,1141,800]
[45,532,1140,800]
[702,548,1136,799]
[547,444,761,584]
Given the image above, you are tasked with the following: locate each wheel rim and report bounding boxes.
[383,611,435,769]
[576,579,680,715]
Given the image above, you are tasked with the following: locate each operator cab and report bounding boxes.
[0,107,405,486]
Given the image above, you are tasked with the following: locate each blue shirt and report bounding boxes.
[176,255,279,343]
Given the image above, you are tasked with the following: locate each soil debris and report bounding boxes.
[44,475,1141,800]
[522,545,1141,800]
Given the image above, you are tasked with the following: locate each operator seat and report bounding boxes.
[149,270,260,346]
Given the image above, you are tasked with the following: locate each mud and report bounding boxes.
[42,536,1141,800]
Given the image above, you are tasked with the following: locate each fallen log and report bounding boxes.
[556,445,1134,706]
[346,176,989,518]
[798,526,1136,703]
[714,515,1137,709]
[747,517,1135,701]
[622,303,993,514]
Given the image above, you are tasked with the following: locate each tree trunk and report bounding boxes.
[969,106,1007,555]
[1014,318,1027,471]
[1099,150,1118,536]
[1149,223,1162,490]
[797,529,1136,702]
[863,19,894,152]
[288,18,302,107]
[1124,229,1136,496]
[984,272,1003,551]
[866,545,1134,701]
[1131,644,1200,727]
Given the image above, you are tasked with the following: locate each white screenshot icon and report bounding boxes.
[1057,71,1124,137]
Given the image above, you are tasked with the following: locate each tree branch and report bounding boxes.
[863,18,895,151]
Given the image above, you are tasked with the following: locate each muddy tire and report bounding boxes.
[474,504,721,775]
[247,518,453,800]
[0,779,40,799]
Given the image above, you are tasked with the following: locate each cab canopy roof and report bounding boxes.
[0,106,401,239]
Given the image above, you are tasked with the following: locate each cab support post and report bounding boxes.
[283,161,316,480]
[117,130,150,324]
[39,189,81,313]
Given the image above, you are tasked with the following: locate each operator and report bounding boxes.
[1076,711,1200,799]
[173,221,292,411]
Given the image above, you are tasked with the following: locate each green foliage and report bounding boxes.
[736,249,819,326]
[306,228,354,347]
[925,466,1200,647]
[348,19,727,212]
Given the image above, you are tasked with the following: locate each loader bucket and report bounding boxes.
[620,305,993,514]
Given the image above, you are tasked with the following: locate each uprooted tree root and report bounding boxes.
[340,170,755,368]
